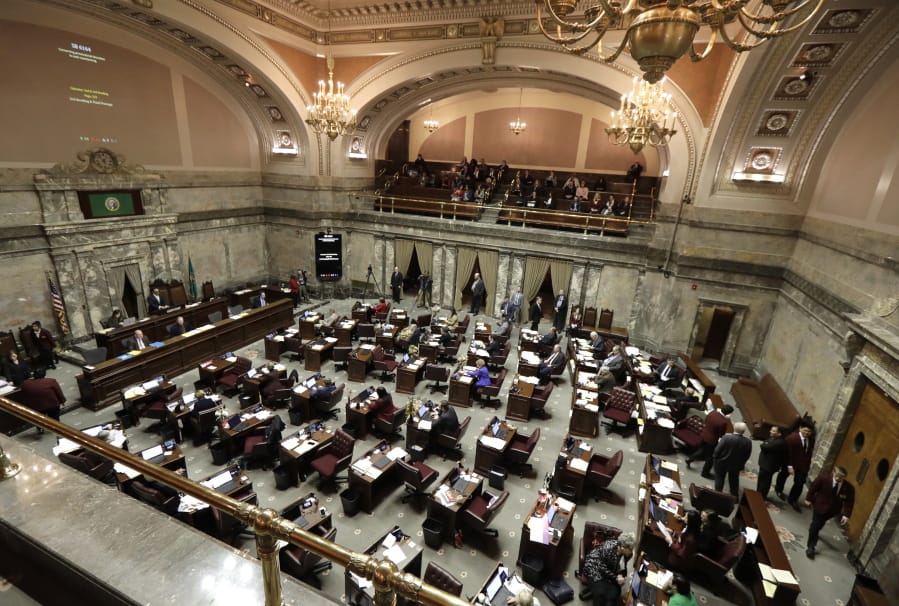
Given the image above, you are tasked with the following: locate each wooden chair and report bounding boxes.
[582,307,597,329]
[202,281,215,301]
[597,308,613,330]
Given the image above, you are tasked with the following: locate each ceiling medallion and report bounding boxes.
[765,114,789,132]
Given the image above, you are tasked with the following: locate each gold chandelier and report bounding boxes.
[605,76,677,153]
[423,103,440,133]
[509,88,527,135]
[306,5,356,140]
[535,0,825,83]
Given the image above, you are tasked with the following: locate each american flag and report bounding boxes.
[47,274,70,335]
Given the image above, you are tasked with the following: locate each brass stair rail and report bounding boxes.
[0,397,469,606]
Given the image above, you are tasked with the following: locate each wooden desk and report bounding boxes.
[516,493,576,581]
[94,297,230,358]
[679,354,716,404]
[474,417,516,476]
[351,303,371,323]
[305,337,336,371]
[228,285,290,309]
[280,492,332,534]
[396,357,427,394]
[376,325,400,350]
[733,489,800,606]
[346,527,423,606]
[197,464,252,497]
[551,436,593,502]
[449,366,475,408]
[346,388,377,439]
[278,422,334,486]
[636,455,684,563]
[298,313,321,340]
[164,391,223,443]
[623,554,671,606]
[197,357,235,388]
[120,378,176,427]
[569,379,601,438]
[471,563,533,606]
[78,300,293,410]
[115,443,186,489]
[634,381,675,455]
[334,319,357,346]
[347,346,374,383]
[348,440,404,513]
[427,467,484,541]
[504,378,545,423]
[220,404,276,456]
[517,350,542,378]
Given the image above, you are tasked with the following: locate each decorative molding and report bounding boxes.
[36,148,148,178]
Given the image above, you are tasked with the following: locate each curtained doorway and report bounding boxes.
[535,270,554,319]
[459,258,482,312]
[404,250,422,297]
[121,276,139,320]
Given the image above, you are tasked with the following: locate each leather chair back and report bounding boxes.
[423,562,463,597]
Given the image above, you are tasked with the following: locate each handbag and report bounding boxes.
[542,579,574,605]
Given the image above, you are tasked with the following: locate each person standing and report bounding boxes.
[529,296,543,331]
[804,466,854,560]
[470,273,485,315]
[580,532,635,606]
[30,321,56,369]
[756,426,787,500]
[776,421,815,512]
[552,290,568,331]
[297,270,310,302]
[147,288,166,314]
[417,272,433,308]
[712,422,753,496]
[19,367,66,433]
[288,274,300,308]
[685,404,734,479]
[390,266,404,303]
[510,287,524,323]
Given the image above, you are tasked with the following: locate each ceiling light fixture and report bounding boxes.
[509,88,527,135]
[605,76,677,153]
[423,103,440,133]
[305,2,357,141]
[535,0,824,83]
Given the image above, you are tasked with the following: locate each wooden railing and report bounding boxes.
[0,398,470,606]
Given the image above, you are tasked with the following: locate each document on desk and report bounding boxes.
[295,440,319,455]
[771,568,797,585]
[141,445,164,460]
[656,521,673,544]
[758,563,777,584]
[386,447,408,461]
[352,458,373,474]
[52,438,81,455]
[479,435,507,450]
[762,580,777,598]
[743,526,759,544]
[528,516,549,544]
[325,337,339,344]
[569,458,589,472]
[178,494,210,512]
[418,419,432,430]
[382,544,406,565]
[555,497,575,513]
[381,533,397,548]
[282,437,300,451]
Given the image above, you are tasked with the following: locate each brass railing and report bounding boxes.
[0,397,469,606]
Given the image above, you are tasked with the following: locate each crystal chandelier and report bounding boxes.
[535,0,824,83]
[605,76,677,153]
[305,5,356,140]
[423,104,439,133]
[509,89,527,135]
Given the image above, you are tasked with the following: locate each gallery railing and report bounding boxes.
[0,397,469,606]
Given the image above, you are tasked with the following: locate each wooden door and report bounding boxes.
[702,307,734,360]
[834,380,899,541]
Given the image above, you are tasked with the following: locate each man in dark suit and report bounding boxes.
[19,367,65,432]
[147,288,166,314]
[686,403,734,479]
[589,331,606,357]
[417,272,433,308]
[192,389,218,413]
[552,290,568,331]
[804,466,854,559]
[538,344,566,383]
[30,321,56,369]
[538,327,558,346]
[756,425,787,500]
[712,422,753,496]
[529,296,543,331]
[253,291,267,308]
[654,357,682,390]
[776,421,815,511]
[430,402,459,447]
[125,329,149,351]
[510,287,524,323]
[470,273,485,314]
[168,316,192,337]
[390,266,403,303]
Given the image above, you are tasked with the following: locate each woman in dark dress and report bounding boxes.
[4,351,31,386]
[667,509,701,572]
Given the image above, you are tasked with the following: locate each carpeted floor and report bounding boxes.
[10,293,856,606]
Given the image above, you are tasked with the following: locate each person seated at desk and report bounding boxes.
[106,308,124,329]
[372,298,389,316]
[499,298,513,322]
[568,306,582,333]
[253,291,268,308]
[595,367,616,393]
[600,346,623,372]
[397,320,419,344]
[430,401,459,438]
[368,387,397,424]
[466,359,491,387]
[318,308,340,335]
[666,509,701,572]
[655,357,682,390]
[663,574,699,606]
[538,344,566,384]
[588,332,606,357]
[580,531,635,606]
[126,329,149,351]
[446,308,459,329]
[485,335,504,356]
[438,326,456,347]
[698,510,729,557]
[4,351,31,386]
[507,589,540,606]
[310,378,337,403]
[19,367,65,432]
[168,316,193,337]
[538,327,559,346]
[147,288,167,314]
[669,387,701,421]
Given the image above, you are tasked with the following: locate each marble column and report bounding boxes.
[583,265,603,311]
[494,253,511,316]
[432,245,445,308]
[50,251,89,339]
[569,262,587,312]
[443,246,457,309]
